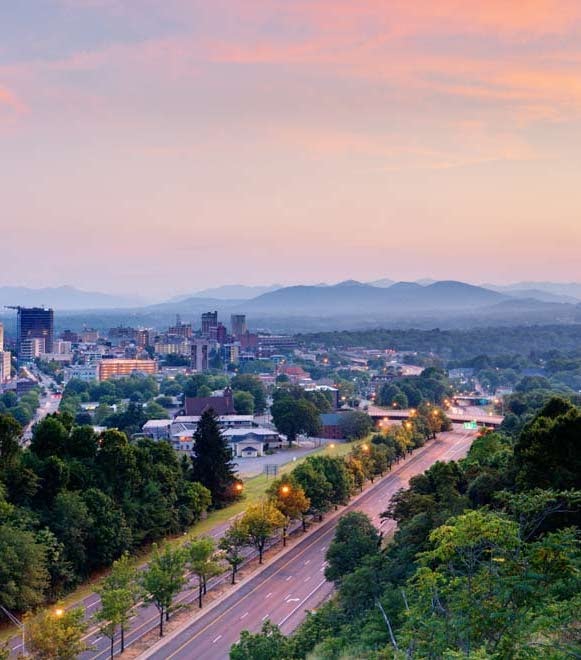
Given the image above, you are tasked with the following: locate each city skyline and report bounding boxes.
[2,1,581,296]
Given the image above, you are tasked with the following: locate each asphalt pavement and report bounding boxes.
[140,426,475,660]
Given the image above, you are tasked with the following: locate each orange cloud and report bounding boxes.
[0,85,27,113]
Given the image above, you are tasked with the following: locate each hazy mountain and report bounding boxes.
[367,278,395,288]
[240,280,506,316]
[0,286,145,310]
[171,284,281,301]
[483,281,581,301]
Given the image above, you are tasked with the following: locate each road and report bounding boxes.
[141,426,476,660]
[21,370,60,445]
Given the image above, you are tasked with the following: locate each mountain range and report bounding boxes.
[0,281,579,332]
[0,286,145,310]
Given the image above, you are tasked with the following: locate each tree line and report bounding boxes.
[230,395,581,659]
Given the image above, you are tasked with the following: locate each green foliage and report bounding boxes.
[190,410,239,506]
[233,390,255,415]
[140,543,186,637]
[230,621,292,660]
[231,374,267,413]
[24,606,88,660]
[337,411,374,440]
[271,397,321,446]
[325,512,380,583]
[239,501,286,564]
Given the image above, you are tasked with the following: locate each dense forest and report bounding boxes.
[231,394,581,659]
[299,325,581,360]
[0,413,213,612]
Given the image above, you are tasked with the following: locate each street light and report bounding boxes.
[54,608,64,618]
[280,484,290,496]
[361,443,369,452]
[234,483,243,494]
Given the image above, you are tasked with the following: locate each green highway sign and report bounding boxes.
[463,421,478,430]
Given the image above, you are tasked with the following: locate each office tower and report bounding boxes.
[0,351,11,383]
[16,307,54,360]
[191,339,209,371]
[0,322,4,351]
[201,311,218,337]
[19,338,45,362]
[210,322,227,344]
[230,314,247,338]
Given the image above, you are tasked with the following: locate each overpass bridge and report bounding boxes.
[367,406,504,428]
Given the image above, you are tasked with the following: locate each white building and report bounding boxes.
[64,364,99,383]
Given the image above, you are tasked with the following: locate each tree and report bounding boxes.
[266,474,310,545]
[219,520,247,585]
[307,455,352,507]
[231,375,267,413]
[325,512,380,583]
[338,411,374,440]
[186,537,222,608]
[30,416,69,460]
[230,621,291,660]
[0,414,21,468]
[514,399,581,491]
[97,553,138,654]
[49,491,93,578]
[24,607,88,660]
[191,410,240,505]
[271,398,321,446]
[233,391,255,415]
[140,543,186,637]
[0,522,48,611]
[293,461,333,523]
[240,501,286,564]
[176,481,212,529]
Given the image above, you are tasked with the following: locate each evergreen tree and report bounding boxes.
[190,410,239,506]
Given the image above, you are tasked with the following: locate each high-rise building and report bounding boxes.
[191,339,209,371]
[210,322,227,344]
[16,307,54,361]
[0,322,4,351]
[201,311,218,337]
[230,314,247,338]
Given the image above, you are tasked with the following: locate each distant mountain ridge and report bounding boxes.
[0,286,145,310]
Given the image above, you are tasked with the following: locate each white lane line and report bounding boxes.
[279,579,327,627]
[265,592,272,599]
[286,598,300,603]
[240,612,248,620]
[285,575,292,581]
[304,559,311,565]
[262,614,269,621]
[304,576,311,582]
[213,635,222,643]
[94,637,103,644]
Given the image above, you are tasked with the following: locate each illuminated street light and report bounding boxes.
[235,483,243,493]
[361,443,369,452]
[280,484,290,495]
[54,608,64,618]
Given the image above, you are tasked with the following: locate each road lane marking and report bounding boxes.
[304,559,311,565]
[279,579,327,627]
[265,592,272,599]
[304,576,311,582]
[262,614,269,621]
[213,635,222,643]
[239,612,248,620]
[286,598,300,603]
[285,575,292,581]
[145,432,478,660]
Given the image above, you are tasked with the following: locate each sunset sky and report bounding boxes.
[1,1,580,297]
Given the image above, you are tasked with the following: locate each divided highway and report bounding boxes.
[140,426,476,660]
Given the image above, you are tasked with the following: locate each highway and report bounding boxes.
[140,426,476,660]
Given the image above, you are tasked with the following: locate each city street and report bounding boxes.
[141,426,476,660]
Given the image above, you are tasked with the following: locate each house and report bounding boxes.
[184,386,236,416]
[224,427,281,457]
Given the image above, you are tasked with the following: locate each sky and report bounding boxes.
[1,1,580,298]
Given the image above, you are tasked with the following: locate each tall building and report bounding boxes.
[210,322,227,344]
[0,322,4,351]
[16,307,54,361]
[191,339,209,372]
[201,311,218,337]
[230,314,247,338]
